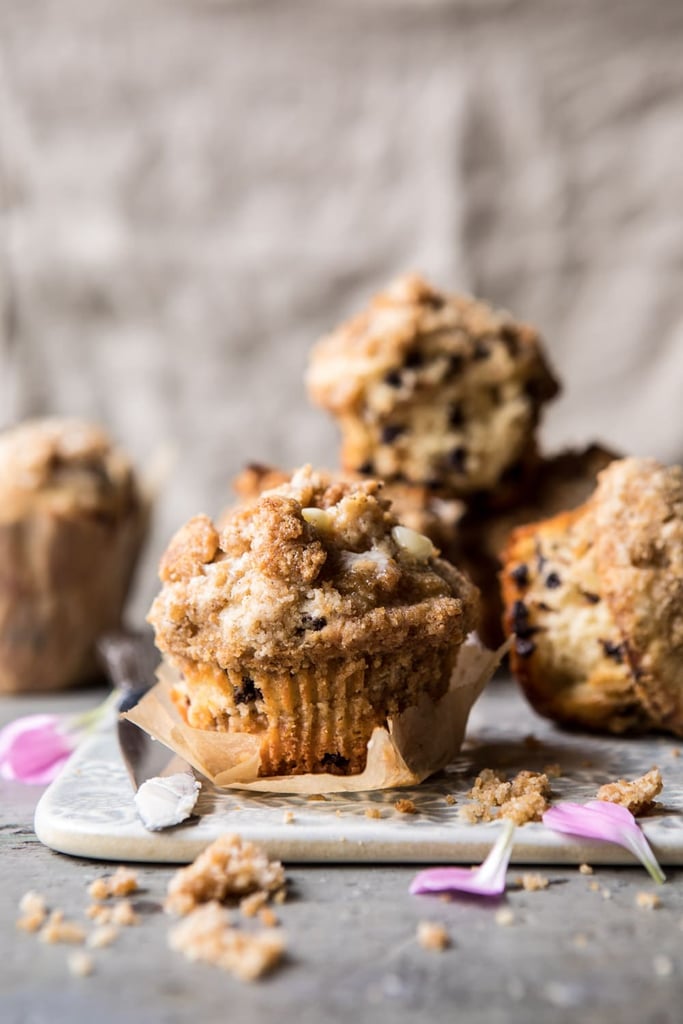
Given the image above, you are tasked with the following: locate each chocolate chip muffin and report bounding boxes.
[306,274,559,499]
[149,466,479,776]
[0,418,148,692]
[501,458,683,735]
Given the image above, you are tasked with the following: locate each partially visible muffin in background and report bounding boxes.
[149,466,479,776]
[306,273,559,501]
[0,418,148,692]
[501,458,683,735]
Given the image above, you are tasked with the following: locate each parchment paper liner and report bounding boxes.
[123,635,507,794]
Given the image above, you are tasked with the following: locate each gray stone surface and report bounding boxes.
[2,688,683,1024]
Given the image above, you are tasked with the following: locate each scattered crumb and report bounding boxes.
[88,867,139,901]
[87,925,119,949]
[86,904,112,924]
[273,888,286,905]
[579,864,593,876]
[653,954,673,978]
[596,767,663,816]
[588,881,600,892]
[67,952,94,977]
[461,768,550,825]
[636,892,661,911]
[365,808,382,820]
[543,763,562,778]
[111,900,140,926]
[282,811,295,825]
[16,891,48,933]
[306,794,328,802]
[168,902,285,981]
[39,910,86,945]
[444,794,457,806]
[165,834,285,916]
[394,799,418,815]
[601,888,611,901]
[416,921,450,951]
[240,892,268,919]
[518,873,549,892]
[671,748,680,759]
[258,906,279,928]
[335,810,342,818]
[495,908,515,927]
[572,933,589,949]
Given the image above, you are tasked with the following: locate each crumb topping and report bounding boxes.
[168,902,285,981]
[165,834,285,916]
[596,767,663,815]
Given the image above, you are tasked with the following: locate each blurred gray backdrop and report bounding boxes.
[1,0,682,620]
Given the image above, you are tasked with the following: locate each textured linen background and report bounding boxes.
[1,0,682,620]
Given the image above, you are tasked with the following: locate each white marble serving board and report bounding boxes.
[35,682,683,865]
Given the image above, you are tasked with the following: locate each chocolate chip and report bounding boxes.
[500,326,520,357]
[384,369,402,388]
[600,640,625,663]
[301,615,327,632]
[404,349,424,369]
[501,460,525,485]
[447,353,464,376]
[489,386,501,405]
[381,424,405,444]
[472,339,490,360]
[545,572,562,589]
[581,590,601,605]
[510,564,529,589]
[511,599,537,639]
[448,446,468,473]
[321,752,350,770]
[425,478,443,491]
[357,460,374,475]
[234,677,263,705]
[515,637,536,658]
[449,403,465,429]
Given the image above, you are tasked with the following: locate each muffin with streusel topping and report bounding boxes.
[149,466,479,776]
[0,417,147,692]
[306,274,559,501]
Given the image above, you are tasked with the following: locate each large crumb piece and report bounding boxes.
[596,767,663,815]
[39,910,86,945]
[518,873,549,892]
[165,834,285,916]
[635,892,661,911]
[417,921,450,951]
[68,952,94,977]
[394,799,418,815]
[88,867,139,901]
[16,891,48,933]
[461,768,550,825]
[168,902,285,981]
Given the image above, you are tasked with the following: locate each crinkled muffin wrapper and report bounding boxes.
[123,635,507,793]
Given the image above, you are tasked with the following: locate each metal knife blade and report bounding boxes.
[97,630,190,790]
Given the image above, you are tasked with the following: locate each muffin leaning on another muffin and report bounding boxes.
[306,273,560,501]
[501,457,683,735]
[0,418,148,693]
[149,466,479,777]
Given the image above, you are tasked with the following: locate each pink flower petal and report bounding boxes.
[0,714,75,785]
[543,801,665,884]
[411,820,516,897]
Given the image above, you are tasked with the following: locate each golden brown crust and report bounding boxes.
[149,465,479,775]
[501,457,683,736]
[306,273,559,496]
[0,418,147,693]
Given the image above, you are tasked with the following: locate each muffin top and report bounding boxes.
[0,418,142,523]
[149,466,479,671]
[305,274,559,492]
